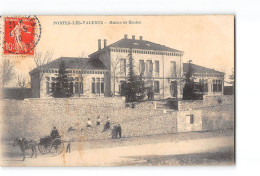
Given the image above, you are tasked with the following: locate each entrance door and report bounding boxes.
[170,81,177,98]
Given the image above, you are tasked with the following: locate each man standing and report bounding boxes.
[117,124,122,139]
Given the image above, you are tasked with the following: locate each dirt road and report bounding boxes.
[1,131,234,166]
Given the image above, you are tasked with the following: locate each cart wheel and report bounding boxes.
[38,144,50,155]
[50,138,64,156]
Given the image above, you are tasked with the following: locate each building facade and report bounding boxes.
[89,34,184,99]
[183,63,225,96]
[29,35,224,99]
[29,57,109,98]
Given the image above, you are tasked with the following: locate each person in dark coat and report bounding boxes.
[50,126,60,139]
[102,116,111,132]
[117,124,122,139]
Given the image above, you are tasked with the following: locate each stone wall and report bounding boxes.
[201,104,234,131]
[0,95,234,142]
[178,100,204,111]
[1,98,176,141]
[177,110,202,133]
[177,95,234,111]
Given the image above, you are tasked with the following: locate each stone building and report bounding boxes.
[89,34,184,99]
[29,57,108,98]
[29,34,224,98]
[183,63,225,96]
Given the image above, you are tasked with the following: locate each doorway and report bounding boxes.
[170,81,177,98]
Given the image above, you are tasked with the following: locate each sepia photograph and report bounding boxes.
[0,15,235,166]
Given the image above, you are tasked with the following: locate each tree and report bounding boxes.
[124,49,146,104]
[33,51,53,97]
[228,68,234,86]
[17,74,30,88]
[76,51,88,97]
[111,52,122,96]
[51,61,73,98]
[182,60,203,100]
[0,58,15,93]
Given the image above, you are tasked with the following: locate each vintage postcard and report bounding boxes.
[0,15,235,166]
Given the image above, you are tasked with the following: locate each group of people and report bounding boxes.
[85,116,122,139]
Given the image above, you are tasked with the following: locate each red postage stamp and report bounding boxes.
[4,17,36,55]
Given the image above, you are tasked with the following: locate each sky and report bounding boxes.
[1,15,234,86]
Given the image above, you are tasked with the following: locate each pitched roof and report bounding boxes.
[183,63,224,74]
[30,57,107,74]
[108,38,182,52]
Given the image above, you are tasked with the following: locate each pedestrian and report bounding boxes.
[66,143,71,153]
[117,123,122,139]
[87,118,92,128]
[102,116,111,132]
[97,116,101,126]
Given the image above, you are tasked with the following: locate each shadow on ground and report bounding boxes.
[118,147,234,166]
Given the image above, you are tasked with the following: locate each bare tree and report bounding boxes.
[228,68,234,86]
[17,74,30,88]
[0,58,16,91]
[111,53,122,96]
[32,51,54,98]
[34,51,54,67]
[75,51,89,97]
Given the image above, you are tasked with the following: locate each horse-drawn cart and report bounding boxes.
[38,136,64,156]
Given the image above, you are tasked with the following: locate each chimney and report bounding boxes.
[98,39,101,50]
[139,36,143,40]
[104,39,107,48]
[124,34,128,39]
[132,35,135,40]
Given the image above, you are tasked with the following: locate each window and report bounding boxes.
[155,60,159,74]
[213,80,222,92]
[46,82,50,94]
[190,115,194,124]
[80,82,83,94]
[46,77,50,81]
[51,82,55,93]
[120,59,126,75]
[70,82,73,94]
[154,81,160,93]
[204,79,208,92]
[119,81,126,95]
[170,61,176,77]
[139,60,145,74]
[213,80,217,92]
[186,114,194,124]
[92,78,95,94]
[75,82,78,94]
[218,80,222,92]
[146,60,153,73]
[101,78,104,94]
[96,78,100,94]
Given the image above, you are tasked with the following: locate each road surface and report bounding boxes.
[1,131,234,166]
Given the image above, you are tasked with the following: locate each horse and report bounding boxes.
[13,138,37,161]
